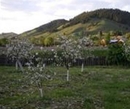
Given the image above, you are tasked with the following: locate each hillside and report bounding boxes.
[19,8,130,39]
[0,32,18,39]
[69,8,130,26]
[20,19,68,38]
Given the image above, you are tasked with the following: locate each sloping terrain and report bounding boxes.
[0,32,18,39]
[19,8,130,39]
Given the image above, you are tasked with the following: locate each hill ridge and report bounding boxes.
[18,8,130,38]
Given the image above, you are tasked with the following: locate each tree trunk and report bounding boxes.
[17,60,24,73]
[15,60,24,73]
[67,69,69,81]
[15,60,18,70]
[81,63,84,73]
[39,88,43,98]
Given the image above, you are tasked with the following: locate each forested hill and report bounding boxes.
[0,32,18,39]
[36,19,68,33]
[21,19,68,37]
[70,9,130,26]
[20,8,130,38]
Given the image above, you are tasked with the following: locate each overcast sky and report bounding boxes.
[0,0,130,34]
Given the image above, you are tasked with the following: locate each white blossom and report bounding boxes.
[55,36,80,81]
[5,37,33,72]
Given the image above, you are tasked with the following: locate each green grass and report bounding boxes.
[0,66,130,109]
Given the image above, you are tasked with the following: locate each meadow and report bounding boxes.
[0,66,130,109]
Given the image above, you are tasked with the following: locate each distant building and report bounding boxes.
[109,39,118,43]
[109,35,125,44]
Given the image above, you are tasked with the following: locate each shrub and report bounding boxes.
[107,43,127,65]
[0,38,9,46]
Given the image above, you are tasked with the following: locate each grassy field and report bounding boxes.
[0,66,130,109]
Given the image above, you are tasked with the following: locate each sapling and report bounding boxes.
[55,36,80,81]
[25,48,53,97]
[6,37,33,73]
[78,37,93,72]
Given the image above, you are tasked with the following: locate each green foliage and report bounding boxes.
[126,32,130,39]
[31,36,55,46]
[107,43,127,65]
[105,33,111,44]
[31,37,41,45]
[125,46,130,62]
[90,36,99,41]
[91,48,108,57]
[0,38,9,46]
[44,37,54,46]
[39,37,46,46]
[109,31,115,36]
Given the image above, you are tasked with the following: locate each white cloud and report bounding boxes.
[0,7,33,33]
[97,0,119,3]
[0,0,130,34]
[122,5,130,12]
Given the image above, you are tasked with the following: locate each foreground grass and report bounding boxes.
[0,66,130,109]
